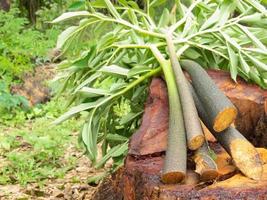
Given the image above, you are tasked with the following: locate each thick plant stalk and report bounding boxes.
[166,34,204,150]
[194,140,219,181]
[189,83,263,180]
[181,60,238,132]
[150,46,186,184]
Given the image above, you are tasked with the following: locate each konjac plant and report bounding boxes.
[53,0,267,181]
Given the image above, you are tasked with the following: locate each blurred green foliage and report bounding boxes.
[0,0,92,187]
[0,97,84,185]
[0,1,82,124]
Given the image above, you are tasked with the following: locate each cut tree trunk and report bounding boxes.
[93,70,267,200]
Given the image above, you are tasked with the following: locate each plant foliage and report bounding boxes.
[0,95,84,185]
[0,3,75,124]
[53,0,267,171]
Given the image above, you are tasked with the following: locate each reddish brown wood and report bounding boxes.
[129,78,168,156]
[93,70,267,200]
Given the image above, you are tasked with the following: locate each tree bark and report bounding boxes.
[19,0,41,24]
[93,69,267,200]
[0,0,10,11]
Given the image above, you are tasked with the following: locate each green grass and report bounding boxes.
[0,98,84,186]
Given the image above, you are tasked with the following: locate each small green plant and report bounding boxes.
[0,7,59,125]
[0,80,29,124]
[0,8,55,78]
[0,98,83,185]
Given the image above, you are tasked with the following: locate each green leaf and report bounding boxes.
[243,48,267,56]
[91,0,106,8]
[68,0,86,11]
[200,0,236,30]
[87,172,107,185]
[97,33,117,51]
[104,0,121,19]
[132,85,146,101]
[182,16,195,37]
[226,43,238,81]
[216,0,236,27]
[74,73,101,93]
[52,11,89,23]
[200,5,221,30]
[130,30,144,44]
[150,0,166,8]
[106,134,128,142]
[99,65,129,76]
[236,0,246,13]
[238,51,250,74]
[240,13,264,23]
[95,142,128,169]
[118,0,128,6]
[79,87,111,97]
[249,68,265,87]
[82,121,96,162]
[237,24,266,50]
[261,71,267,79]
[120,112,142,125]
[158,8,170,28]
[53,100,103,124]
[110,82,127,92]
[175,0,185,20]
[220,31,240,50]
[184,48,201,59]
[111,143,128,157]
[127,66,151,77]
[127,1,140,9]
[128,9,138,25]
[56,26,78,49]
[244,52,267,71]
[244,0,267,15]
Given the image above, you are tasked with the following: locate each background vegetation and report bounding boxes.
[0,0,88,190]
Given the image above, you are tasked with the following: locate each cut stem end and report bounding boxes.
[230,139,263,180]
[161,172,185,184]
[200,169,219,182]
[213,107,237,132]
[188,135,205,150]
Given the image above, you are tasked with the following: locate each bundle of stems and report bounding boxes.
[181,60,263,181]
[52,0,267,183]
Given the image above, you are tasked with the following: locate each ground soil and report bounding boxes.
[0,132,102,200]
[0,64,102,200]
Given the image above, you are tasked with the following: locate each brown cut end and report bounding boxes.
[213,107,238,132]
[195,154,218,181]
[200,169,219,182]
[188,135,205,150]
[161,172,185,184]
[230,139,263,180]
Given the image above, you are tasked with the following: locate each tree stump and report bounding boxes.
[93,70,267,200]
